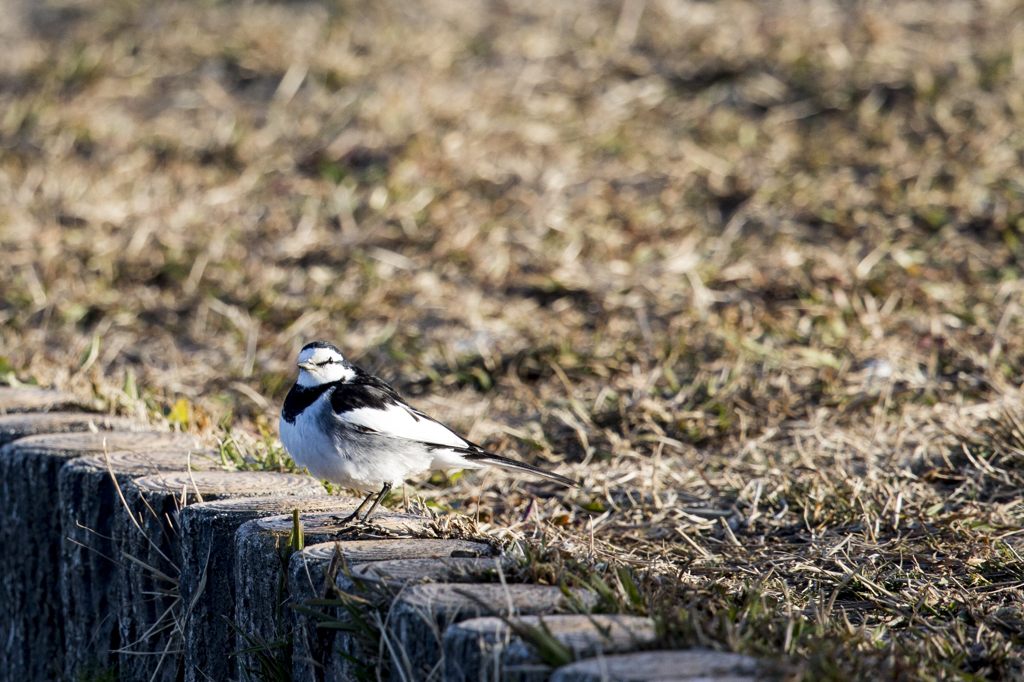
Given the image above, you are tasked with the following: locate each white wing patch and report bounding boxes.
[337,404,469,448]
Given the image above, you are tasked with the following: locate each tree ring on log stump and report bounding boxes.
[300,538,496,563]
[131,470,321,496]
[0,412,140,446]
[396,582,597,614]
[182,494,361,515]
[389,583,599,682]
[72,449,219,475]
[10,430,200,455]
[0,387,81,414]
[349,556,507,585]
[444,614,658,682]
[253,508,431,536]
[547,650,763,682]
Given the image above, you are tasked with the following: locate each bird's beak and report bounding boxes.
[297,361,317,372]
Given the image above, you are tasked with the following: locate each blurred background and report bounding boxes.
[3,0,1024,677]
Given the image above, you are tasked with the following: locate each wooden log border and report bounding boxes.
[548,650,763,682]
[290,543,504,682]
[177,495,370,682]
[389,583,600,682]
[0,412,139,447]
[443,614,658,682]
[0,386,82,414]
[0,426,168,682]
[59,448,221,679]
[232,507,438,678]
[0,388,770,682]
[115,471,325,682]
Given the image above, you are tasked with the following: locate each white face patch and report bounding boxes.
[296,346,356,386]
[299,346,343,365]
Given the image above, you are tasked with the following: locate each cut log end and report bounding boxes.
[254,508,431,538]
[447,613,657,651]
[69,449,221,476]
[131,470,325,497]
[0,413,141,447]
[548,650,763,682]
[397,583,598,616]
[300,538,496,563]
[0,387,81,414]
[390,584,599,682]
[9,430,200,457]
[350,556,508,586]
[185,494,360,515]
[444,614,659,682]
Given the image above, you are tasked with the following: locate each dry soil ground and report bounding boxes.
[3,0,1024,679]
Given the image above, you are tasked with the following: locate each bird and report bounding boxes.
[279,341,578,523]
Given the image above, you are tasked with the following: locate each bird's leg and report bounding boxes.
[341,490,377,524]
[361,483,392,522]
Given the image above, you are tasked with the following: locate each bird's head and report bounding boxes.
[295,342,355,386]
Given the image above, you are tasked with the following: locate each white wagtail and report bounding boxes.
[279,341,577,522]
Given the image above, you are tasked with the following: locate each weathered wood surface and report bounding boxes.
[115,472,325,682]
[0,386,81,414]
[22,429,201,454]
[0,411,138,446]
[390,584,600,682]
[350,555,504,582]
[0,426,165,682]
[548,650,762,682]
[233,508,434,679]
[178,494,367,682]
[444,614,658,682]
[299,537,496,564]
[290,546,502,682]
[59,448,220,679]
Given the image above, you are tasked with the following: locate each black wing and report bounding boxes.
[328,369,478,448]
[328,368,413,415]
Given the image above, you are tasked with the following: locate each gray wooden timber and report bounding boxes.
[291,546,502,682]
[390,584,600,682]
[444,614,658,682]
[0,411,138,446]
[59,448,220,680]
[548,650,762,682]
[0,426,170,682]
[233,509,434,679]
[178,495,364,682]
[115,472,325,682]
[0,386,81,414]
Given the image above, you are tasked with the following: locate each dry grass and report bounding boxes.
[3,0,1024,678]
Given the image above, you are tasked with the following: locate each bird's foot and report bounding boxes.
[338,509,362,525]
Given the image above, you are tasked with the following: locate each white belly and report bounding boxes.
[279,397,442,492]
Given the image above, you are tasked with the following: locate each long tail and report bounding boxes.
[461,451,578,488]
